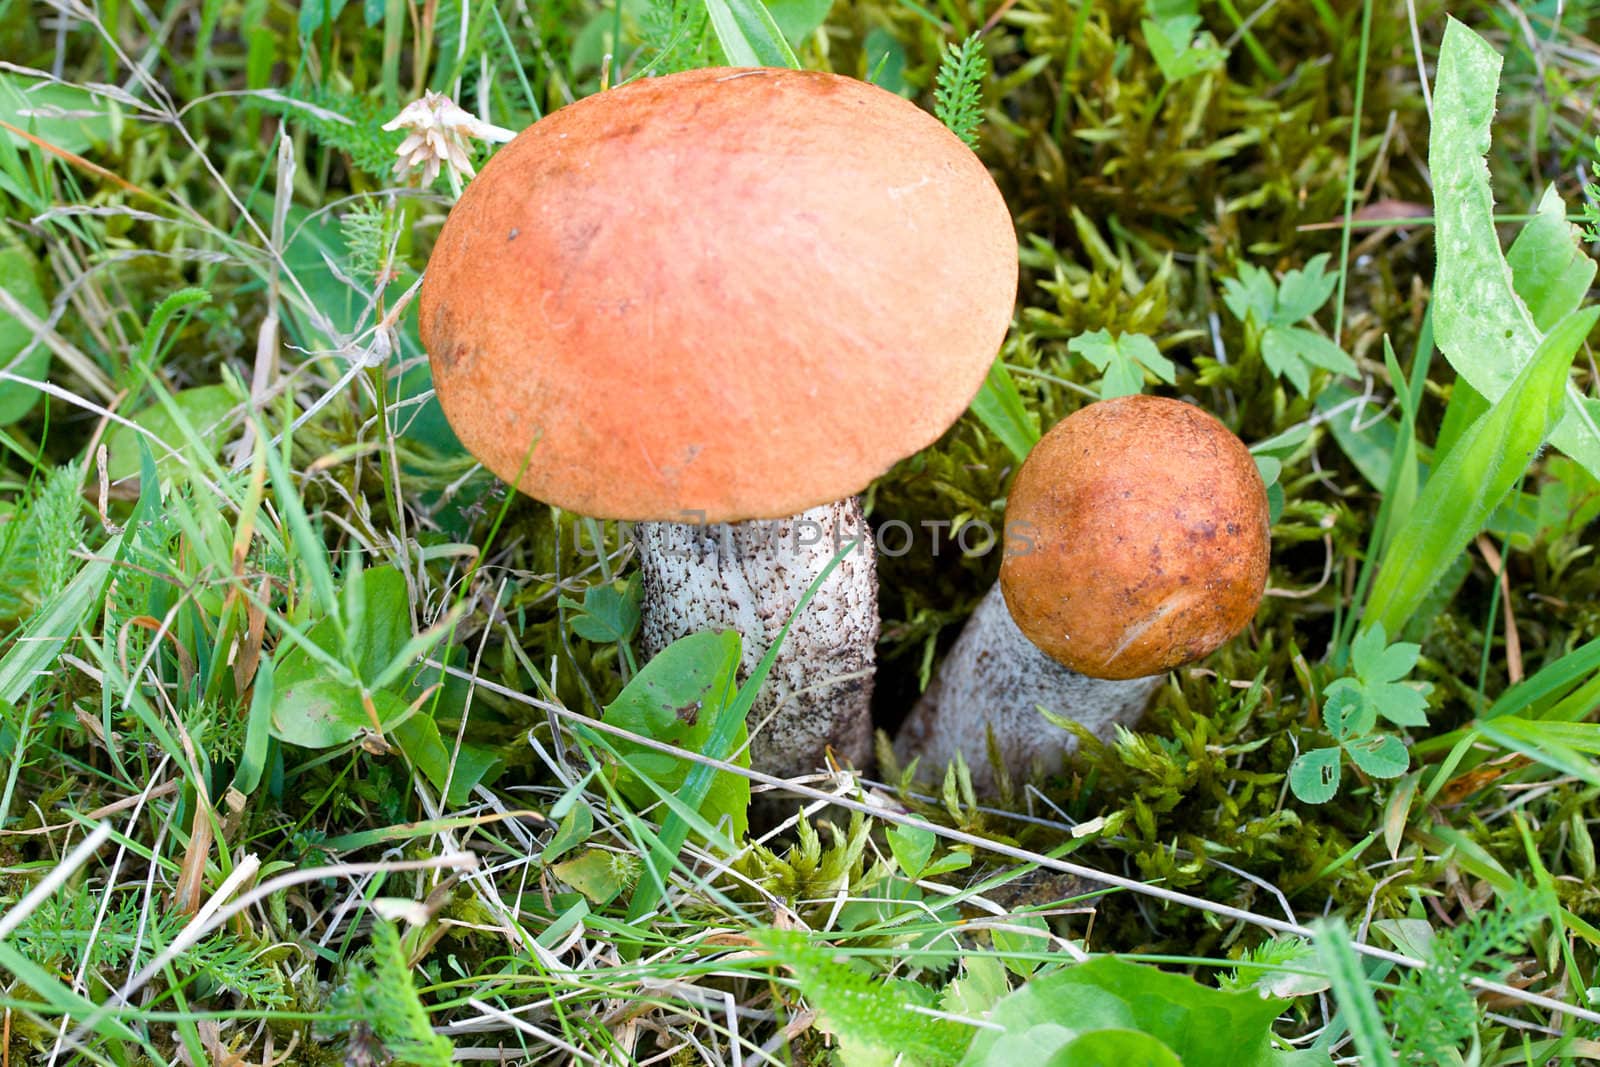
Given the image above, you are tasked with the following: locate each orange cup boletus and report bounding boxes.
[418,67,1018,523]
[1000,395,1270,680]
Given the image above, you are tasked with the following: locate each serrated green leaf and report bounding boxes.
[1279,327,1358,375]
[1273,253,1338,323]
[758,929,969,1066]
[1368,682,1429,728]
[1221,264,1277,325]
[561,576,641,644]
[1366,641,1421,686]
[1068,329,1175,399]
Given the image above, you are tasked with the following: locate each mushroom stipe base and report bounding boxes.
[894,583,1162,794]
[636,499,878,781]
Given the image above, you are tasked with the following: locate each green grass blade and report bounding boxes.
[624,541,854,926]
[257,414,338,620]
[704,0,800,68]
[1364,306,1597,636]
[0,533,120,704]
[968,359,1038,463]
[1429,18,1600,481]
[1312,918,1397,1067]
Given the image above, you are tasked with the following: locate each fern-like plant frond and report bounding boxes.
[934,34,988,149]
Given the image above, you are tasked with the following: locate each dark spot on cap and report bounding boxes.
[508,228,520,241]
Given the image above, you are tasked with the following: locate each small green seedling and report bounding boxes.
[1067,328,1177,399]
[1221,252,1359,395]
[1290,625,1430,804]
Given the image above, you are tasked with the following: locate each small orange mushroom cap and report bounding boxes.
[419,67,1018,522]
[999,395,1270,680]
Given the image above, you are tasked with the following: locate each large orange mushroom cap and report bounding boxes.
[1000,395,1270,680]
[419,67,1019,522]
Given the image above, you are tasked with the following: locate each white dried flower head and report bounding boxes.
[382,91,515,189]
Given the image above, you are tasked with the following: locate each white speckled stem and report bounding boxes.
[894,583,1160,794]
[635,499,878,781]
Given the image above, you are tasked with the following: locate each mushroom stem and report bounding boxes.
[635,498,878,780]
[894,584,1161,794]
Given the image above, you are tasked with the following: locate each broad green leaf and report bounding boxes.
[1365,305,1599,635]
[1276,327,1358,375]
[0,76,116,154]
[1429,19,1600,481]
[552,849,635,905]
[1221,264,1277,325]
[1317,385,1410,491]
[969,359,1038,462]
[704,0,800,68]
[103,384,239,481]
[1506,186,1596,331]
[942,955,1011,1018]
[1345,734,1409,779]
[269,566,419,748]
[961,957,1323,1067]
[541,801,594,863]
[1363,628,1418,683]
[923,850,972,877]
[1261,329,1311,394]
[1046,1031,1182,1067]
[1142,15,1225,82]
[864,27,908,94]
[886,824,936,880]
[1288,747,1342,804]
[1262,326,1355,394]
[765,0,831,44]
[0,246,48,426]
[991,915,1051,978]
[269,673,401,748]
[392,711,504,805]
[625,547,849,927]
[602,629,748,838]
[1321,684,1372,741]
